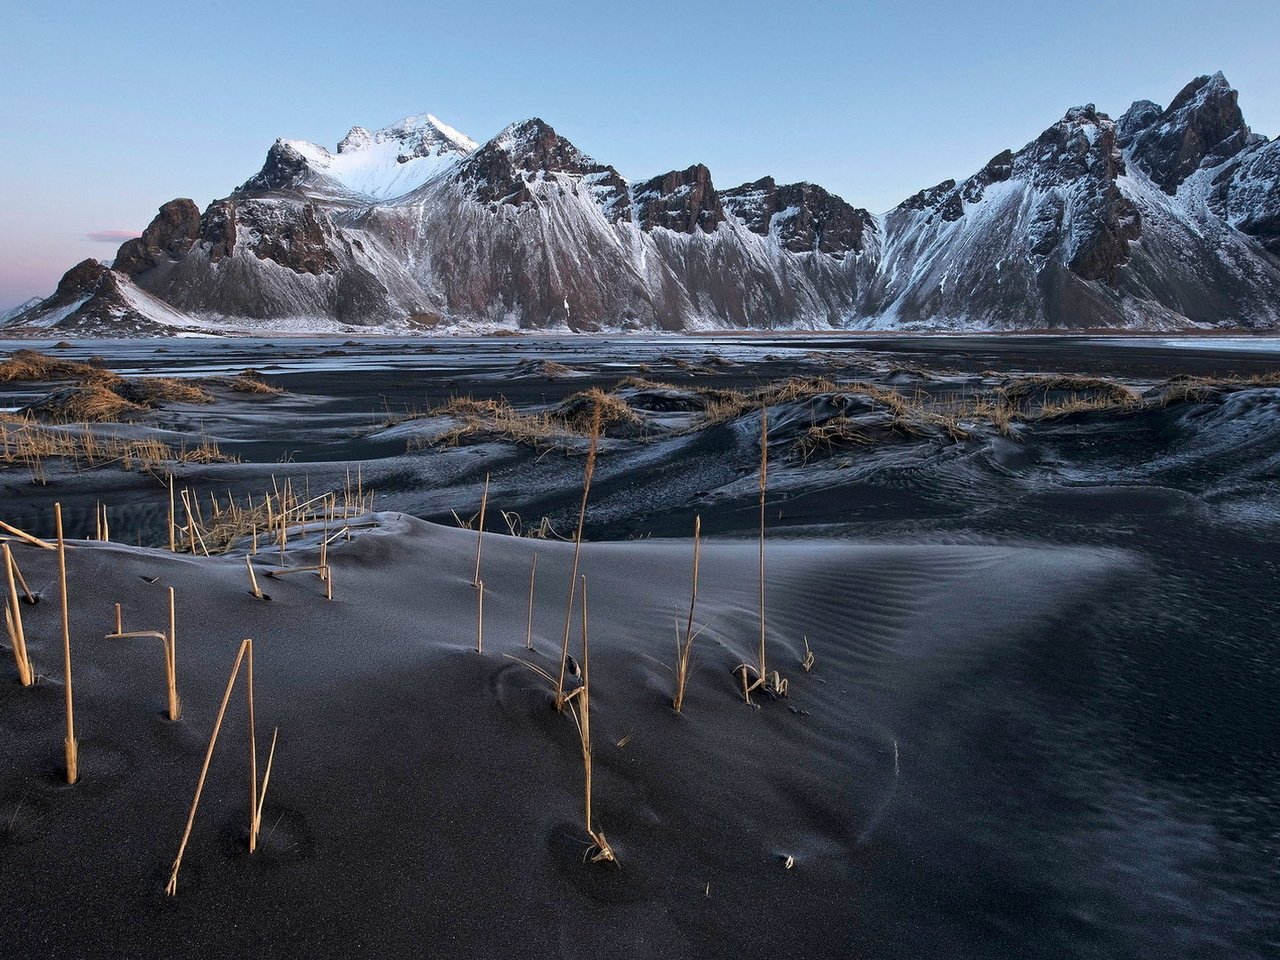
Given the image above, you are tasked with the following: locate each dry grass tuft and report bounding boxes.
[1000,374,1140,408]
[792,416,874,461]
[0,349,99,382]
[407,388,639,452]
[555,388,641,434]
[614,375,677,391]
[116,377,215,406]
[29,383,143,423]
[221,371,285,395]
[0,415,238,483]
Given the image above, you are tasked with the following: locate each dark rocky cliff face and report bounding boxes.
[1209,139,1280,254]
[1125,73,1252,193]
[237,140,314,194]
[1021,106,1140,283]
[195,199,340,275]
[455,118,629,216]
[114,199,201,276]
[890,107,1140,286]
[50,258,113,304]
[632,165,725,234]
[8,74,1279,336]
[898,149,1015,223]
[720,177,875,257]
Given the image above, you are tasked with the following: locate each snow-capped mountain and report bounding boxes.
[237,114,477,203]
[7,73,1279,336]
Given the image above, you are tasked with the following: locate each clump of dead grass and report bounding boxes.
[116,377,215,406]
[0,349,99,382]
[407,388,640,452]
[28,383,144,423]
[515,358,575,379]
[220,371,285,395]
[411,396,566,450]
[0,416,238,484]
[999,374,1140,408]
[614,375,677,391]
[555,388,641,433]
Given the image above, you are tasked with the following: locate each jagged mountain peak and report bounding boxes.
[1126,72,1251,192]
[10,71,1280,337]
[481,118,597,171]
[1117,100,1164,144]
[1168,71,1234,113]
[237,112,476,202]
[721,176,875,257]
[454,117,630,211]
[338,113,477,158]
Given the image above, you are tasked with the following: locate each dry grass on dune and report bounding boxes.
[405,364,1280,461]
[29,383,144,423]
[0,415,237,484]
[999,374,1141,408]
[792,416,875,462]
[219,371,286,395]
[1156,371,1280,406]
[407,396,566,451]
[115,378,216,406]
[3,351,284,426]
[406,388,640,453]
[0,349,101,382]
[554,388,641,433]
[613,375,678,392]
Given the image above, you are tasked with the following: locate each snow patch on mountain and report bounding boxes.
[251,114,478,202]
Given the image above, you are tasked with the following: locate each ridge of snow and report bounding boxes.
[0,297,44,325]
[286,113,477,202]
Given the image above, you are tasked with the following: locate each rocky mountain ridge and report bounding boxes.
[7,72,1279,335]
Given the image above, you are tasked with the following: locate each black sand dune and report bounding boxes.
[3,334,1279,958]
[1,518,1142,959]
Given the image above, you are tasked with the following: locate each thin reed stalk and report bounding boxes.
[555,403,602,711]
[247,638,258,854]
[526,553,539,651]
[246,555,263,599]
[55,503,77,783]
[168,474,176,552]
[473,473,489,587]
[0,518,55,550]
[476,580,485,653]
[3,543,33,686]
[7,550,35,604]
[253,727,279,841]
[575,576,614,863]
[673,515,702,713]
[165,638,250,896]
[166,587,180,721]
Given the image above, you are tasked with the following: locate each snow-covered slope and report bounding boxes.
[863,75,1280,330]
[2,258,206,335]
[0,298,42,325]
[7,75,1279,336]
[237,113,477,202]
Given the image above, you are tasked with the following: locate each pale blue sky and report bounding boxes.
[1,0,1277,309]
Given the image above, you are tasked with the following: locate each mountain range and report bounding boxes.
[7,72,1279,335]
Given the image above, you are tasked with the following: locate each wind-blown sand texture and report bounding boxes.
[2,333,1279,958]
[2,515,1131,957]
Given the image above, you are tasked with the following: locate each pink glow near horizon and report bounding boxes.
[85,230,142,243]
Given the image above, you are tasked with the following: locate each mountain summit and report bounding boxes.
[8,75,1280,335]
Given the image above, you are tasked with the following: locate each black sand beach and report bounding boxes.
[2,334,1278,959]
